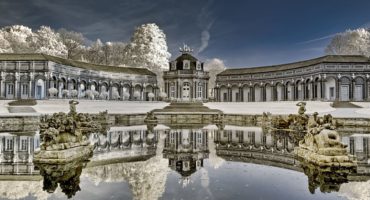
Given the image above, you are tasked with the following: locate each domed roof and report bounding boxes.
[175,53,198,63]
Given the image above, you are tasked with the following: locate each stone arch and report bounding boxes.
[339,76,351,101]
[264,83,272,101]
[134,84,142,100]
[79,80,87,98]
[285,81,294,101]
[231,84,239,102]
[35,78,45,99]
[219,85,228,102]
[145,84,154,101]
[111,82,121,100]
[254,83,262,102]
[242,84,251,102]
[354,76,365,101]
[295,79,303,100]
[275,82,284,101]
[325,76,337,101]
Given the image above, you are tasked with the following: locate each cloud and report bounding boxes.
[296,33,337,45]
[197,0,214,53]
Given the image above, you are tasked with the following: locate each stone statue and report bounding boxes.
[296,101,307,115]
[295,111,356,168]
[36,101,102,164]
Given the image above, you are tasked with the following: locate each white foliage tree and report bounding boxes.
[58,28,85,59]
[0,31,12,53]
[84,39,105,64]
[123,23,171,89]
[204,58,227,98]
[28,26,67,57]
[133,91,141,100]
[325,28,370,57]
[1,25,34,53]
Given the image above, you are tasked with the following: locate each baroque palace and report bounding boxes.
[0,53,157,100]
[1,51,370,102]
[214,55,370,102]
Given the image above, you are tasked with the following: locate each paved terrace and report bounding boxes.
[0,100,370,118]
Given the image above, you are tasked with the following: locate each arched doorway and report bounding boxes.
[339,76,350,101]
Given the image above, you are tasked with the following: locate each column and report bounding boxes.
[365,80,369,100]
[336,79,340,101]
[350,79,355,101]
[239,87,243,102]
[227,87,231,102]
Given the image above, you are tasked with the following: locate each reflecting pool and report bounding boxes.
[0,123,369,200]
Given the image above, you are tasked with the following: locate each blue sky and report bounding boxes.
[0,0,370,68]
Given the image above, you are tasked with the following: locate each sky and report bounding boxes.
[0,0,370,68]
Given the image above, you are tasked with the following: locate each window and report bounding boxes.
[183,60,190,70]
[197,83,203,98]
[22,84,28,95]
[21,139,28,151]
[7,84,14,95]
[5,138,13,151]
[170,83,176,98]
[196,63,201,70]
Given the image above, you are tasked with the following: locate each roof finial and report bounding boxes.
[179,43,193,54]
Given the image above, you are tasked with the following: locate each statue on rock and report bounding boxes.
[295,110,356,169]
[35,100,103,164]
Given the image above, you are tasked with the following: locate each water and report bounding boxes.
[0,124,369,200]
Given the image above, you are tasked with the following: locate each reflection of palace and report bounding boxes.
[164,128,208,177]
[89,125,159,162]
[0,132,40,175]
[214,126,295,152]
[342,134,370,174]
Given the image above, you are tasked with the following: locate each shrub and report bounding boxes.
[70,90,78,98]
[48,88,58,98]
[8,99,37,106]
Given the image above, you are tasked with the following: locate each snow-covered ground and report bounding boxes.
[1,100,370,118]
[32,100,169,114]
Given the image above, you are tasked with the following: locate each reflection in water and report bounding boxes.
[36,157,91,199]
[1,124,370,199]
[163,128,208,184]
[0,132,40,175]
[300,159,354,194]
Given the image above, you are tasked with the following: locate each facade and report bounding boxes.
[163,46,209,101]
[0,53,157,100]
[163,128,208,178]
[215,55,370,102]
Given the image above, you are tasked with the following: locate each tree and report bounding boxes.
[204,58,227,98]
[325,28,370,57]
[58,28,85,59]
[28,26,67,57]
[0,31,12,53]
[123,23,171,89]
[83,39,105,64]
[1,25,34,53]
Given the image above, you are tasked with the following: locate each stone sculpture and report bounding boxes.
[35,100,102,164]
[295,111,356,168]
